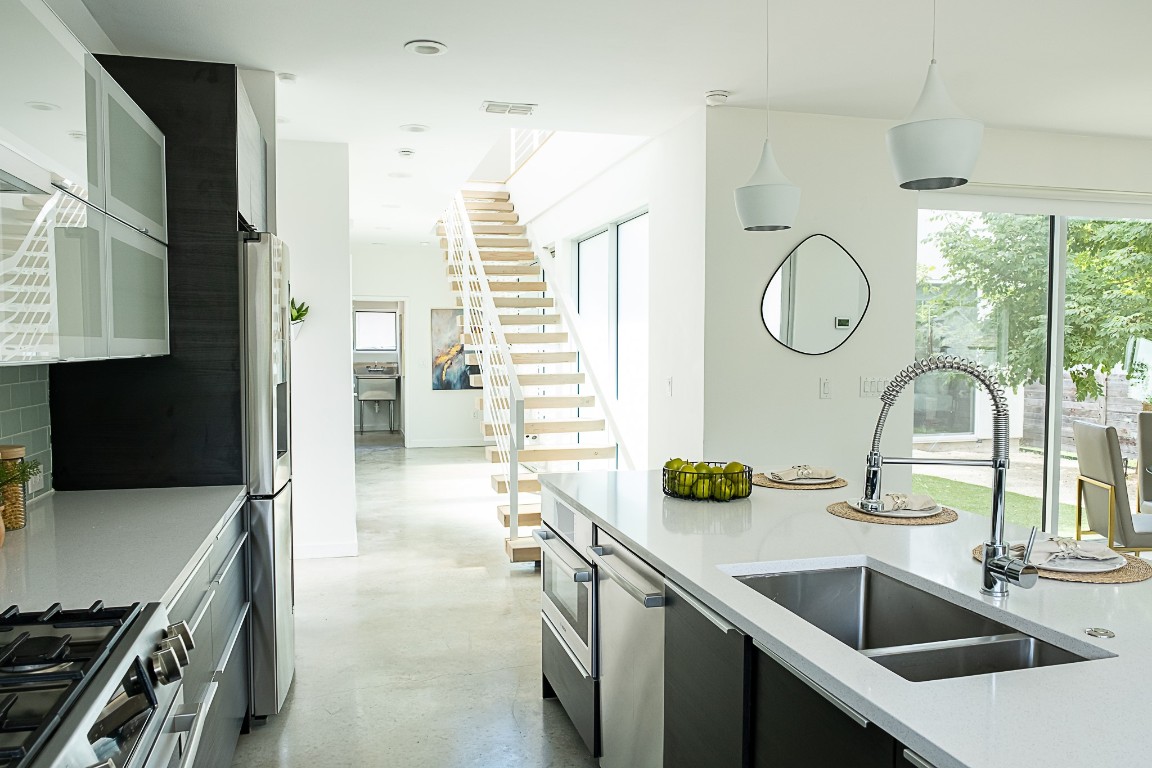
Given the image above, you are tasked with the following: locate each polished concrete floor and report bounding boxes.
[230,437,597,767]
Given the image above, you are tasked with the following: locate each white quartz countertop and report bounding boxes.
[0,486,246,610]
[539,470,1149,768]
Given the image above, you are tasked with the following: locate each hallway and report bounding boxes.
[231,438,596,767]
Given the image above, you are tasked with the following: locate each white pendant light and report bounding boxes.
[887,0,982,190]
[734,0,799,231]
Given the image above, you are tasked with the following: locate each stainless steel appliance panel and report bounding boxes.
[249,484,295,716]
[241,232,291,497]
[535,525,594,677]
[592,533,665,768]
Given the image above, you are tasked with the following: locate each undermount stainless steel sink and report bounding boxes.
[737,566,1094,681]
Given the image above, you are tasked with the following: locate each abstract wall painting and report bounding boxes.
[431,308,478,390]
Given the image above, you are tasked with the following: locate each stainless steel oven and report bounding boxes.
[535,524,594,677]
[537,495,599,756]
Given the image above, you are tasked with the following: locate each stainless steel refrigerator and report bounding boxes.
[241,231,295,717]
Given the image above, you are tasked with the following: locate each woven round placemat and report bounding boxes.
[826,501,958,526]
[969,546,1152,584]
[754,473,848,491]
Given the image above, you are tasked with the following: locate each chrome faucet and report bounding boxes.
[860,356,1039,598]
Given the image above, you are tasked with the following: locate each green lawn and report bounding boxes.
[911,474,1077,535]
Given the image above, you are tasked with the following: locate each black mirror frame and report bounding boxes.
[760,233,871,356]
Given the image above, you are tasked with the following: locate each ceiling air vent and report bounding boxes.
[481,101,536,116]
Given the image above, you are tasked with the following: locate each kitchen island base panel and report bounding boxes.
[541,617,598,756]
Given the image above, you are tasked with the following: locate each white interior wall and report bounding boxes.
[351,244,485,447]
[278,140,358,558]
[703,108,916,489]
[508,113,707,468]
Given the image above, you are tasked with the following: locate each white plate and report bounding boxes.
[1030,553,1128,573]
[769,476,838,485]
[845,500,942,518]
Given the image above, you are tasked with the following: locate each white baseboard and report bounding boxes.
[295,540,359,559]
[404,437,487,448]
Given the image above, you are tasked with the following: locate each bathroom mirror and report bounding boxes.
[761,234,870,355]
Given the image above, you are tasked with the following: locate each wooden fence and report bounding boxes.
[1022,373,1147,459]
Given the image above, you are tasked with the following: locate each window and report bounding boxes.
[354,310,397,351]
[914,206,1152,534]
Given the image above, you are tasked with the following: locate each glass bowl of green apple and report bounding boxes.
[662,459,752,501]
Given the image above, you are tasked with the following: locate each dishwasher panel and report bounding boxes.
[591,533,665,768]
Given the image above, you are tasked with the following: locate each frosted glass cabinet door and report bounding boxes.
[0,1,105,207]
[103,71,167,242]
[106,218,169,357]
[54,201,109,360]
[0,187,63,364]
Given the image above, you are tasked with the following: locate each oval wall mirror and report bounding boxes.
[761,234,870,355]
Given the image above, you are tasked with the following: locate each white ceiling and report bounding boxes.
[77,0,1152,249]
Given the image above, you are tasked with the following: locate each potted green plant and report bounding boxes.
[290,298,309,341]
[0,458,42,532]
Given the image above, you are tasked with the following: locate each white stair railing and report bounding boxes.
[443,192,526,539]
[509,129,553,177]
[532,241,635,471]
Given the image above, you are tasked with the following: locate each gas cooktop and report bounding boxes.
[0,603,140,768]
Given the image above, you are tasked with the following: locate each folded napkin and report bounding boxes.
[1026,537,1119,565]
[770,465,836,482]
[882,492,936,512]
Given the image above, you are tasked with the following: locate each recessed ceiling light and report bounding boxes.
[25,101,60,111]
[397,148,415,158]
[404,40,447,56]
[382,203,401,209]
[277,72,297,84]
[67,130,86,141]
[400,124,430,133]
[276,116,290,124]
[372,242,386,245]
[420,241,430,246]
[387,172,411,179]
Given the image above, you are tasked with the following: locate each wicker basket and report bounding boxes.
[662,462,753,502]
[0,445,27,531]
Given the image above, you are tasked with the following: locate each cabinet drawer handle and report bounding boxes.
[213,603,250,676]
[667,581,737,634]
[532,529,592,582]
[167,545,213,610]
[587,547,663,608]
[902,749,938,768]
[189,588,215,636]
[172,680,219,768]
[212,532,248,584]
[753,640,869,728]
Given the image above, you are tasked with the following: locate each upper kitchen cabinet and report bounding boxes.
[106,217,169,357]
[0,0,105,208]
[103,72,168,243]
[236,79,267,231]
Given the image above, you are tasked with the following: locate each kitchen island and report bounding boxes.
[540,470,1149,768]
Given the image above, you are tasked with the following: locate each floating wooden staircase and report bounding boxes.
[444,186,620,563]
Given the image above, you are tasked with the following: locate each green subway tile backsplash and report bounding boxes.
[0,364,52,501]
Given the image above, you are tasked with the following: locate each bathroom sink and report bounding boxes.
[736,566,1095,681]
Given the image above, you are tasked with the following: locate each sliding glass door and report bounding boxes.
[914,208,1152,535]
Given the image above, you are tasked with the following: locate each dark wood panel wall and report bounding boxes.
[49,57,244,489]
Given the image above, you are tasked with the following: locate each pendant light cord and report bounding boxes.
[931,0,937,63]
[765,0,771,136]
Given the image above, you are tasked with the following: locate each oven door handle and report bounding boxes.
[172,680,219,768]
[532,529,592,582]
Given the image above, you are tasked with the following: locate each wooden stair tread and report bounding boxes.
[491,473,541,493]
[438,223,526,236]
[505,536,541,563]
[469,211,519,224]
[488,444,616,462]
[453,281,548,293]
[447,264,541,277]
[457,297,554,308]
[443,250,536,262]
[497,504,542,527]
[477,394,596,410]
[463,189,511,201]
[498,314,561,325]
[463,331,567,345]
[484,418,604,436]
[441,237,530,249]
[464,200,514,212]
[472,372,584,387]
[467,350,575,365]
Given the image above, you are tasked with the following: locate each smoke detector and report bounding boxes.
[400,124,430,133]
[705,90,730,107]
[277,72,297,84]
[481,101,536,116]
[404,40,447,56]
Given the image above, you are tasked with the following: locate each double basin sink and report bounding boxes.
[737,566,1098,682]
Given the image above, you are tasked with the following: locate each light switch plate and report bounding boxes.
[819,378,831,399]
[26,473,44,494]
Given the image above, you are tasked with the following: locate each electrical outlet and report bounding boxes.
[26,473,43,494]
